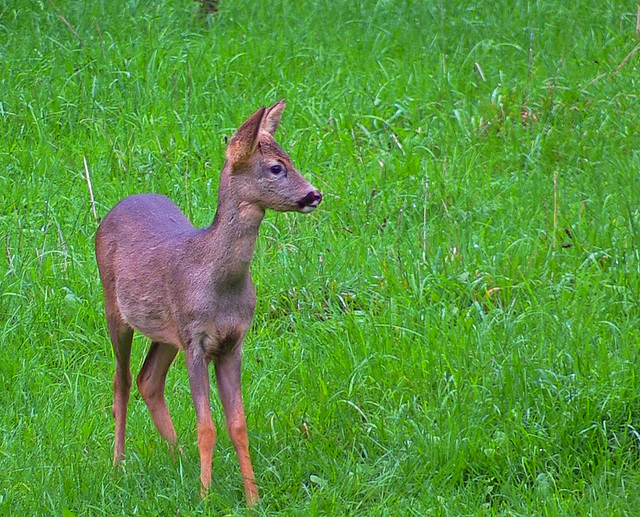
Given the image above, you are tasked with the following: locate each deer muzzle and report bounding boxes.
[297,189,323,213]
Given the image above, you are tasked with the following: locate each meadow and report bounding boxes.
[1,0,640,515]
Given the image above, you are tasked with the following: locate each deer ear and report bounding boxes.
[226,106,267,166]
[261,99,286,136]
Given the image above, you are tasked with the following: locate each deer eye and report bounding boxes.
[269,164,285,176]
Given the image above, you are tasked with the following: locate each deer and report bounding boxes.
[95,100,322,506]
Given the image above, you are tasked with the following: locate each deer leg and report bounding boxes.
[184,347,216,497]
[215,346,259,506]
[137,342,180,450]
[109,322,134,463]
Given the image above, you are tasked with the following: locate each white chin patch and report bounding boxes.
[300,205,317,214]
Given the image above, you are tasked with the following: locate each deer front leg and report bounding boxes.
[215,346,259,506]
[184,347,216,497]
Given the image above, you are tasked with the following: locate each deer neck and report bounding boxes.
[205,173,264,287]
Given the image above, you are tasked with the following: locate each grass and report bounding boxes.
[1,0,640,515]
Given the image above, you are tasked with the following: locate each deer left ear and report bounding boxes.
[226,106,267,166]
[262,99,286,136]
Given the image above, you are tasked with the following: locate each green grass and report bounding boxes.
[1,0,640,515]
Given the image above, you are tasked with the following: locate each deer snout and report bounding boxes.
[298,189,322,213]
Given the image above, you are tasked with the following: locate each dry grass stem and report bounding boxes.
[84,156,98,221]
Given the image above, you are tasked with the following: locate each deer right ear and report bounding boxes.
[262,99,286,136]
[226,106,267,168]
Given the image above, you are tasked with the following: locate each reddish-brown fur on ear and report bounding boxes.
[262,100,286,136]
[225,106,267,167]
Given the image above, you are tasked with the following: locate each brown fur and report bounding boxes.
[95,100,321,506]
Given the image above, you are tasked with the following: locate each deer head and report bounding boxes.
[223,100,322,214]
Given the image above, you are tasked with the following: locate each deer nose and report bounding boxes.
[309,190,322,206]
[298,189,323,212]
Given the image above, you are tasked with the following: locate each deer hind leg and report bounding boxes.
[215,347,259,506]
[184,346,216,497]
[137,341,179,451]
[108,319,134,463]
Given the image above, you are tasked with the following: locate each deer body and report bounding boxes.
[100,193,258,355]
[95,101,321,506]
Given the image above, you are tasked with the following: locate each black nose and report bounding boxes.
[298,190,323,209]
[310,190,322,204]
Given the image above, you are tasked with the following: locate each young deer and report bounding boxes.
[95,100,321,506]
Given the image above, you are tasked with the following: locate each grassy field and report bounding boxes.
[1,0,640,515]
